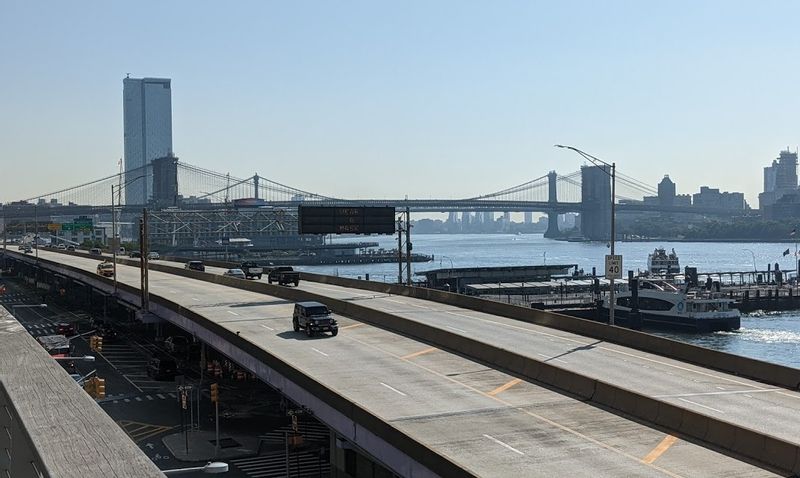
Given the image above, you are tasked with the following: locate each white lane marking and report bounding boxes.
[260,324,274,331]
[446,325,467,333]
[537,353,568,364]
[715,386,726,390]
[170,290,177,294]
[156,394,166,399]
[483,434,525,455]
[135,397,143,402]
[380,382,407,397]
[678,398,725,414]
[145,395,153,400]
[227,310,240,316]
[311,347,329,357]
[438,308,774,391]
[655,388,780,399]
[191,297,200,301]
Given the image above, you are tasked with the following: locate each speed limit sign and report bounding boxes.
[605,254,623,279]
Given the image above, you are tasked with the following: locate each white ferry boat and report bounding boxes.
[603,279,740,332]
[647,247,680,276]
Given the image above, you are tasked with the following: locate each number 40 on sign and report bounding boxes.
[605,255,623,279]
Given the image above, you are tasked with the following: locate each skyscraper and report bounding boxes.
[123,77,173,205]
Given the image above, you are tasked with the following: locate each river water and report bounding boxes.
[298,234,800,368]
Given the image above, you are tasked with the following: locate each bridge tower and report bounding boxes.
[544,171,560,238]
[253,174,260,200]
[580,165,612,240]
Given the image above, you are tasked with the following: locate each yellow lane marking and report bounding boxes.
[340,323,365,330]
[488,378,522,396]
[401,347,437,360]
[117,420,176,442]
[642,435,678,464]
[343,334,685,478]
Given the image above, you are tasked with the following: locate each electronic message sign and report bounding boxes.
[298,206,396,235]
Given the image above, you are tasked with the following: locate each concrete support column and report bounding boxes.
[544,212,560,238]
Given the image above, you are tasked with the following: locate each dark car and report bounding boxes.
[146,355,177,380]
[293,301,338,337]
[185,260,205,272]
[67,245,76,251]
[129,251,141,258]
[89,248,103,256]
[56,322,77,336]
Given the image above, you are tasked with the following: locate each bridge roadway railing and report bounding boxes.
[0,308,164,478]
[14,250,800,475]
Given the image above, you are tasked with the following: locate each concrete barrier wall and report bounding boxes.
[300,272,800,391]
[0,307,163,478]
[15,252,800,475]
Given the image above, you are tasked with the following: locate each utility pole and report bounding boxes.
[397,217,403,285]
[405,208,412,286]
[112,184,118,294]
[139,208,149,313]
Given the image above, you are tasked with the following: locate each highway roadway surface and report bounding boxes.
[23,249,784,477]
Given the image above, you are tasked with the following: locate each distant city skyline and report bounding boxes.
[3,1,800,205]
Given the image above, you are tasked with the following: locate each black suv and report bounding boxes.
[185,260,205,272]
[293,301,338,337]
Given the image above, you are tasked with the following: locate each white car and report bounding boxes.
[147,252,160,260]
[57,244,67,250]
[223,268,246,279]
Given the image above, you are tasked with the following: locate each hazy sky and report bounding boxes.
[2,1,799,206]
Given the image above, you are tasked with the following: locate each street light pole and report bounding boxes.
[555,144,617,326]
[112,184,118,294]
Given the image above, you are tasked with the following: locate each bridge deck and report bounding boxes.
[10,249,784,477]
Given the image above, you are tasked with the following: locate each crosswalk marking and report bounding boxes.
[230,450,330,478]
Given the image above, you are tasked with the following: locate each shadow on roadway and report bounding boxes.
[276,331,336,341]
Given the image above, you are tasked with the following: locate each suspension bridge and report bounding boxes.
[1,159,732,241]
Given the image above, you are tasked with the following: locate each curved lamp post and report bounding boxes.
[555,144,617,326]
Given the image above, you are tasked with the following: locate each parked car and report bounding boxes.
[223,268,247,279]
[147,251,160,260]
[240,261,263,279]
[56,322,77,336]
[293,301,338,337]
[185,260,205,272]
[96,261,115,277]
[129,251,141,258]
[89,248,103,256]
[268,266,300,286]
[146,355,177,380]
[164,336,190,355]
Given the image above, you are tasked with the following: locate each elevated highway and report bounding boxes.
[4,248,797,477]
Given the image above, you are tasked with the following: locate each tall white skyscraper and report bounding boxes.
[123,77,173,205]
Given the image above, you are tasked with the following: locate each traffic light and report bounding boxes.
[84,378,96,396]
[210,383,219,403]
[95,378,106,399]
[89,335,103,353]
